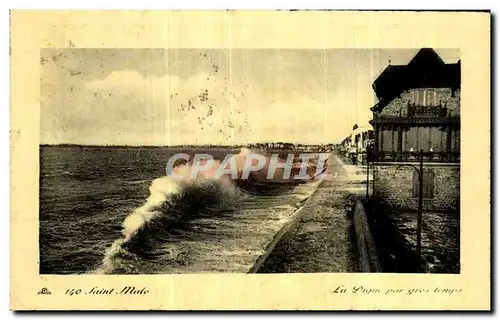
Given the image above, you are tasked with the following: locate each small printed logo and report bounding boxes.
[37,287,51,295]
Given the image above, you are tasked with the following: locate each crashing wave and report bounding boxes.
[95,147,327,274]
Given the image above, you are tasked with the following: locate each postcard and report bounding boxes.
[10,10,490,310]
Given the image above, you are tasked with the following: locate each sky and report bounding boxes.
[40,48,459,146]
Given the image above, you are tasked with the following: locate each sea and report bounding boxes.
[39,145,323,274]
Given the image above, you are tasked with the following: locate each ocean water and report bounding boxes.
[39,145,322,274]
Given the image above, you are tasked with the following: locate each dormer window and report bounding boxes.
[411,89,437,106]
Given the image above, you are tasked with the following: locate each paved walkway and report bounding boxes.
[257,154,370,273]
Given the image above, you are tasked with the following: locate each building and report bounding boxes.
[339,136,351,157]
[351,125,375,165]
[338,125,374,164]
[370,48,460,213]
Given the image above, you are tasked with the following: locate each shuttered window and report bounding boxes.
[415,90,425,105]
[412,89,437,106]
[425,90,437,106]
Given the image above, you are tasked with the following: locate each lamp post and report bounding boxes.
[394,149,424,272]
[366,160,370,198]
[366,143,375,199]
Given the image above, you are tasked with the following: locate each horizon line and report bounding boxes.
[40,142,340,147]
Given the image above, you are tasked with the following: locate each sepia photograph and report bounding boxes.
[10,10,490,311]
[39,47,461,275]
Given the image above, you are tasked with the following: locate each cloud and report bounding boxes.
[85,70,236,106]
[86,70,181,95]
[82,69,252,145]
[82,70,351,145]
[77,66,363,145]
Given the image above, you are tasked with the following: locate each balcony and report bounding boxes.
[374,151,460,163]
[373,103,460,126]
[373,116,459,126]
[408,104,448,117]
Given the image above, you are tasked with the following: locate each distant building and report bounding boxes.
[338,125,374,164]
[351,125,374,165]
[370,48,460,212]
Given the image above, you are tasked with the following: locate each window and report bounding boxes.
[382,130,393,152]
[429,127,444,152]
[412,169,435,199]
[412,89,437,106]
[414,90,425,105]
[429,90,438,106]
[404,127,418,151]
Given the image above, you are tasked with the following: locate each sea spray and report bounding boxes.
[95,150,250,274]
[96,176,243,274]
[96,177,181,274]
[94,147,324,274]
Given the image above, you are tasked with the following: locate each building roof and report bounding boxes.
[352,125,374,136]
[371,48,460,112]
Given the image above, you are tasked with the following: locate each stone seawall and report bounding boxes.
[373,163,460,212]
[352,200,381,272]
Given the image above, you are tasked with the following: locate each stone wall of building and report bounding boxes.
[373,163,460,212]
[380,88,461,117]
